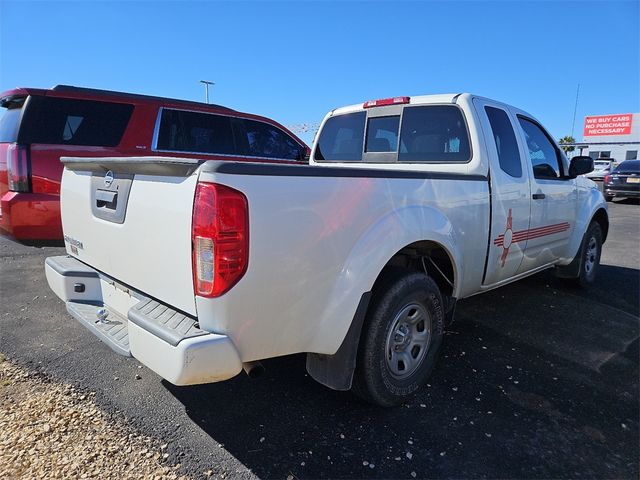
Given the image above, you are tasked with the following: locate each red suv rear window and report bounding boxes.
[18,96,134,147]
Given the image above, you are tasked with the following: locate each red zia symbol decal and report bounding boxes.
[498,208,513,267]
[494,211,570,268]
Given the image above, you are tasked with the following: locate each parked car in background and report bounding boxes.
[585,159,614,181]
[0,85,308,243]
[604,160,640,201]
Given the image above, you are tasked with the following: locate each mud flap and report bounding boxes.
[306,292,371,391]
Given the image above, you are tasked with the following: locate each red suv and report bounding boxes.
[0,85,308,242]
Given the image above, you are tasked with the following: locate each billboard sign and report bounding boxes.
[583,114,633,137]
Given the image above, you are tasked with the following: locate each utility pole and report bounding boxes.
[199,80,215,104]
[571,83,580,138]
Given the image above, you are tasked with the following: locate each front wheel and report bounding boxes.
[575,221,603,287]
[352,270,444,407]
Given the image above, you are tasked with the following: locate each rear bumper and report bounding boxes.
[604,187,640,198]
[44,255,243,385]
[0,191,62,241]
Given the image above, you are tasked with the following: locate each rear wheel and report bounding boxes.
[605,195,613,202]
[352,270,444,407]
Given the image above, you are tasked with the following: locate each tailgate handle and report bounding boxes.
[96,189,118,209]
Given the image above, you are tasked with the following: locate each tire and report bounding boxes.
[352,269,444,407]
[575,221,603,287]
[605,195,613,202]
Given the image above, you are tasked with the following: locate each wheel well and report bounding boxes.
[375,241,455,300]
[306,241,456,392]
[592,208,609,243]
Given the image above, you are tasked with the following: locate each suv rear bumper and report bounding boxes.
[604,187,640,198]
[0,191,63,241]
[45,255,243,385]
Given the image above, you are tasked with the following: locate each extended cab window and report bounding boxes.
[518,117,563,179]
[18,97,133,147]
[485,106,522,177]
[398,106,470,162]
[314,112,366,161]
[157,109,234,155]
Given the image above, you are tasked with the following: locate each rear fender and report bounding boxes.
[307,204,461,355]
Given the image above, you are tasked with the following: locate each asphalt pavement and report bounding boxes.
[1,199,638,479]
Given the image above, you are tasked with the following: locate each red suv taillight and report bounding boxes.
[192,182,249,298]
[604,175,611,184]
[6,144,31,192]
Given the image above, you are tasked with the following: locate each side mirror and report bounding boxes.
[569,156,594,178]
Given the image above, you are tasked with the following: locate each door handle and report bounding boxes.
[532,193,546,200]
[96,189,118,209]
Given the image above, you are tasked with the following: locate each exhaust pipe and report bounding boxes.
[242,361,265,378]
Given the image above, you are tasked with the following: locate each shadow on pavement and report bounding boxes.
[166,269,639,479]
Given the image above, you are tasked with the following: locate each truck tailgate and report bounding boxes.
[60,157,200,316]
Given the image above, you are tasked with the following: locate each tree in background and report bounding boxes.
[559,135,576,154]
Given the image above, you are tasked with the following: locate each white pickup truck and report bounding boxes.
[45,93,607,406]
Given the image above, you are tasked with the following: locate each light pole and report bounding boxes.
[199,80,215,103]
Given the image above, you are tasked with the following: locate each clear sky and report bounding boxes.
[1,0,638,145]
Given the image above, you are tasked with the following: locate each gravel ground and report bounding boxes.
[0,354,190,480]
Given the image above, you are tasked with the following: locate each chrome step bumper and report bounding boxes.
[45,255,243,385]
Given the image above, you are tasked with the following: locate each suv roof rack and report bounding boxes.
[51,84,235,112]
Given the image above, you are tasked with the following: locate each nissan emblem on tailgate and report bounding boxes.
[104,170,114,188]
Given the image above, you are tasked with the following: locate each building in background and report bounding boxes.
[577,113,639,165]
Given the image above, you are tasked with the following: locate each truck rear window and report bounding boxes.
[18,97,134,147]
[314,112,366,161]
[366,116,400,152]
[398,106,471,162]
[315,106,471,163]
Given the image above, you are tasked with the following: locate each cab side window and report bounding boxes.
[485,106,522,178]
[517,117,563,179]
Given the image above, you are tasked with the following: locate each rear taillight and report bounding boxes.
[604,175,611,184]
[192,182,249,298]
[363,96,410,108]
[6,144,31,192]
